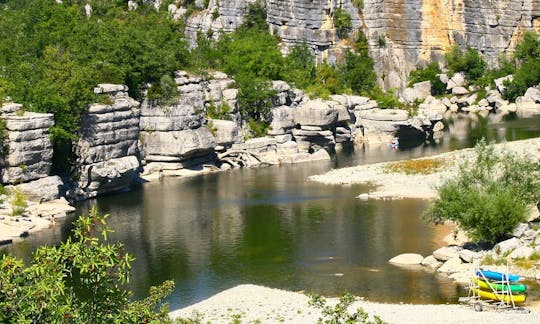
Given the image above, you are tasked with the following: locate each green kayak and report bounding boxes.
[474,278,527,293]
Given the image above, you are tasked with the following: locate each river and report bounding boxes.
[2,114,540,310]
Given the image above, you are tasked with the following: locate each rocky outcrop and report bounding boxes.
[173,0,252,47]
[74,84,142,198]
[140,71,219,175]
[0,103,54,184]
[363,0,540,90]
[0,102,63,201]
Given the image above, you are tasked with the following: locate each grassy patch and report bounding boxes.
[384,158,447,175]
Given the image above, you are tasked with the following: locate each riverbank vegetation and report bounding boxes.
[408,31,540,101]
[424,140,540,243]
[0,207,174,322]
[0,0,379,173]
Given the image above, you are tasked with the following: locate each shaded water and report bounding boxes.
[2,114,540,310]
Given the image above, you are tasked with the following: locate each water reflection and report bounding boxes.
[1,114,539,310]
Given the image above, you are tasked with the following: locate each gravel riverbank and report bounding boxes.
[309,138,540,199]
[169,284,540,323]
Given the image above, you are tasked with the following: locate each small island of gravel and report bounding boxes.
[308,138,540,200]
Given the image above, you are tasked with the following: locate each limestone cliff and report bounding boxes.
[74,84,142,198]
[267,0,540,89]
[363,0,540,90]
[0,102,64,201]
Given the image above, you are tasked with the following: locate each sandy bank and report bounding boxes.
[169,284,540,323]
[309,138,540,199]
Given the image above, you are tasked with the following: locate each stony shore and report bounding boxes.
[309,137,540,200]
[169,284,540,323]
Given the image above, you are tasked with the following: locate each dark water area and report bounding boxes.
[2,114,540,310]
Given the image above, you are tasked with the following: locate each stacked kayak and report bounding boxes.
[472,269,527,305]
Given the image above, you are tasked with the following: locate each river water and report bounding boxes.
[2,114,540,310]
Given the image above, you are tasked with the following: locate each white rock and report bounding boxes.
[433,246,460,262]
[437,256,463,274]
[452,86,469,95]
[509,246,535,259]
[459,249,481,263]
[494,237,520,255]
[512,223,530,238]
[389,253,424,265]
[421,255,442,268]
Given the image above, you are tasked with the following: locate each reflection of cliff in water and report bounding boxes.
[1,114,539,310]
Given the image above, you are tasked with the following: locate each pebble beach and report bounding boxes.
[169,284,540,323]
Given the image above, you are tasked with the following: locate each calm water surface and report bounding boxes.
[3,114,540,310]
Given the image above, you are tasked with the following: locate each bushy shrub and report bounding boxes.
[308,292,385,324]
[333,8,352,39]
[283,43,316,89]
[0,207,174,322]
[445,46,487,81]
[338,49,377,95]
[424,140,540,243]
[408,62,446,96]
[9,187,27,216]
[505,32,540,101]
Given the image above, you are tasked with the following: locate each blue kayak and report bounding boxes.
[476,269,520,282]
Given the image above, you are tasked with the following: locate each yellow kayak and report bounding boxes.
[472,287,526,304]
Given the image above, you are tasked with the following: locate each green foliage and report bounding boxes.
[283,43,316,89]
[9,187,27,216]
[247,117,270,138]
[408,62,446,96]
[505,32,540,101]
[0,0,188,173]
[333,8,352,39]
[338,49,377,95]
[147,74,179,105]
[0,207,174,322]
[0,117,7,143]
[206,102,232,120]
[424,140,540,243]
[352,0,364,11]
[445,46,487,81]
[308,292,386,324]
[369,88,401,110]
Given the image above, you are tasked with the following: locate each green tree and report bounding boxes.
[505,31,540,101]
[338,49,377,95]
[408,62,446,96]
[283,43,316,89]
[445,46,487,81]
[424,140,540,243]
[0,207,174,322]
[333,8,352,39]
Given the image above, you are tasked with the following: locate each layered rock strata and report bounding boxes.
[140,71,218,175]
[0,102,63,201]
[363,0,540,90]
[74,84,142,198]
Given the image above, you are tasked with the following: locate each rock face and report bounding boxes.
[177,0,252,47]
[0,103,55,184]
[74,85,142,198]
[0,102,62,201]
[363,0,540,90]
[140,71,219,174]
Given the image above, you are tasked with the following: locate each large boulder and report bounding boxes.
[142,128,216,162]
[294,100,338,128]
[389,253,424,265]
[209,119,241,147]
[269,105,296,135]
[494,237,520,255]
[403,81,432,103]
[14,176,63,202]
[433,246,460,262]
